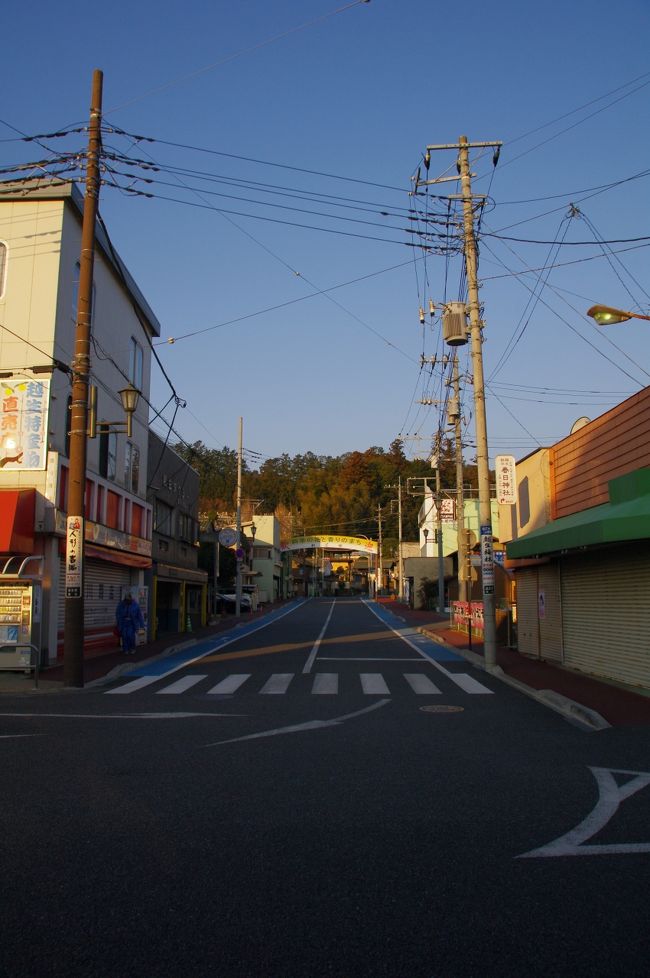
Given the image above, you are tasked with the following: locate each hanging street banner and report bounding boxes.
[0,378,50,470]
[480,524,495,596]
[495,454,516,505]
[286,535,378,555]
[65,516,84,598]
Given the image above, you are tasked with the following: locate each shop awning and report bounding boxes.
[0,489,35,552]
[85,543,151,568]
[507,467,650,559]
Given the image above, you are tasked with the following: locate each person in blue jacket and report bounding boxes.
[116,592,145,654]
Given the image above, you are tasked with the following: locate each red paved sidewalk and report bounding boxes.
[385,599,650,727]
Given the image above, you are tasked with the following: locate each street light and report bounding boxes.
[587,304,650,326]
[423,527,429,556]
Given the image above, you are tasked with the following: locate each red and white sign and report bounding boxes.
[495,454,516,505]
[65,516,84,598]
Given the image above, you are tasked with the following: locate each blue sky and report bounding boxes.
[3,0,650,467]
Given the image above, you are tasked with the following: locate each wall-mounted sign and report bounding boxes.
[495,454,516,505]
[0,378,50,470]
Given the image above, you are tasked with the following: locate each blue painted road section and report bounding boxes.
[122,600,306,678]
[364,600,464,663]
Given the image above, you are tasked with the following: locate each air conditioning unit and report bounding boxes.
[443,303,468,346]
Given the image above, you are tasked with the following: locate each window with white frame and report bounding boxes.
[129,337,143,390]
[124,441,140,494]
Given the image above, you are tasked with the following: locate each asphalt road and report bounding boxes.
[1,597,649,977]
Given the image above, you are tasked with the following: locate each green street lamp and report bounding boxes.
[587,304,650,326]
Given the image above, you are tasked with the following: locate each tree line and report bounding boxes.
[173,437,479,551]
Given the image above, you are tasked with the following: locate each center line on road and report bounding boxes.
[303,601,336,674]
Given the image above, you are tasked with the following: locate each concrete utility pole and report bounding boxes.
[377,504,383,596]
[451,354,468,603]
[63,69,103,688]
[457,135,499,668]
[235,417,243,617]
[384,478,404,600]
[434,466,446,615]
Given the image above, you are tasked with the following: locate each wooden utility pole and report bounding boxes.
[63,69,103,688]
[457,134,499,668]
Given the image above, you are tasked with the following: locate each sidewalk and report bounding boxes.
[386,600,650,728]
[0,604,278,694]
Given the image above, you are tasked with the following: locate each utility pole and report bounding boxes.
[63,69,103,688]
[457,134,499,668]
[235,417,243,617]
[384,478,404,600]
[451,354,468,603]
[434,466,446,616]
[377,504,383,596]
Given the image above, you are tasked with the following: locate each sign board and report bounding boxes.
[438,498,455,523]
[65,516,83,598]
[495,454,516,505]
[480,526,495,596]
[0,378,50,470]
[218,527,238,547]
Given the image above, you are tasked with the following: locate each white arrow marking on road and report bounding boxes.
[518,766,650,858]
[201,698,391,748]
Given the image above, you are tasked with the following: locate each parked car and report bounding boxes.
[215,590,252,613]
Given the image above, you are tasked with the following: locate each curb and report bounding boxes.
[418,626,610,732]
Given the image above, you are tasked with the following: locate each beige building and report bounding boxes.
[0,179,158,664]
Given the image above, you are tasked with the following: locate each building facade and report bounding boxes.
[0,179,158,664]
[147,433,207,638]
[504,388,650,690]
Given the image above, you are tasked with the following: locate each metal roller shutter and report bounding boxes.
[58,557,132,631]
[561,545,650,689]
[538,564,563,663]
[515,569,539,657]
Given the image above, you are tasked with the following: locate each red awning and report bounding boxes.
[0,489,35,552]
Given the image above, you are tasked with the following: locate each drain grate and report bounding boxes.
[419,704,464,714]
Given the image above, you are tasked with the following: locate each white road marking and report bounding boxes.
[360,673,391,695]
[202,699,391,748]
[518,766,650,858]
[361,600,493,695]
[319,657,424,662]
[303,601,336,674]
[0,734,39,739]
[207,674,251,695]
[105,676,164,695]
[312,673,339,695]
[260,673,294,695]
[156,675,207,695]
[404,673,442,695]
[0,712,246,719]
[447,673,493,695]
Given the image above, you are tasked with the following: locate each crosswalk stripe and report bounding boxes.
[206,674,251,695]
[360,673,391,695]
[312,673,339,695]
[403,673,441,695]
[259,673,294,694]
[105,676,162,695]
[446,673,493,695]
[156,675,207,695]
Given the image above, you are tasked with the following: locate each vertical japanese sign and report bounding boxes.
[480,524,495,596]
[0,379,50,470]
[66,516,84,598]
[495,454,516,505]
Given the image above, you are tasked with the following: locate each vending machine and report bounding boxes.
[0,579,41,670]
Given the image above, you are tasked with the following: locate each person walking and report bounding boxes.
[116,591,145,655]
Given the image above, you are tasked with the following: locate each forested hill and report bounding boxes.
[172,437,479,545]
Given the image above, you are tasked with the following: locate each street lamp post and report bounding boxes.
[587,304,650,326]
